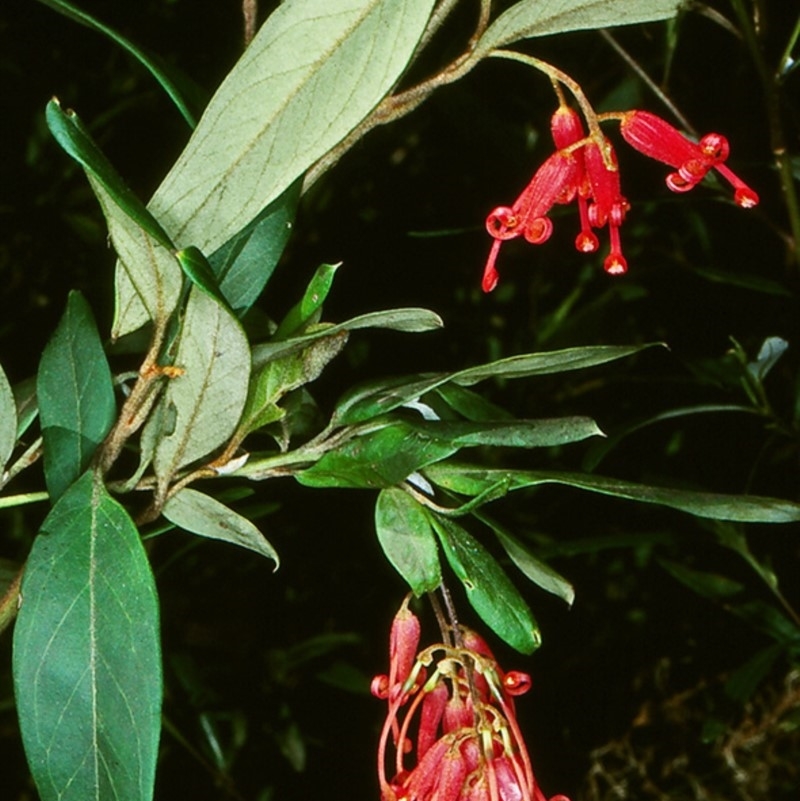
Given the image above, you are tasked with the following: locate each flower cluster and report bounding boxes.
[482,107,759,293]
[372,596,569,801]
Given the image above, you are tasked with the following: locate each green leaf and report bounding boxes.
[431,515,540,654]
[476,0,682,53]
[163,488,279,567]
[46,100,173,249]
[147,0,437,255]
[375,488,441,595]
[275,263,341,339]
[746,336,788,382]
[424,464,800,524]
[153,289,250,495]
[297,422,459,489]
[12,377,38,440]
[658,558,744,600]
[334,343,660,425]
[208,179,301,315]
[36,0,199,127]
[174,245,233,312]
[725,643,784,703]
[252,307,443,370]
[0,363,16,474]
[37,292,116,502]
[410,417,603,448]
[13,471,161,801]
[434,384,514,422]
[239,331,349,437]
[44,100,183,338]
[491,525,575,607]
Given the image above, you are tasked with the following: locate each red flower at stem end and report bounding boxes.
[481,105,758,291]
[619,110,759,208]
[373,601,570,801]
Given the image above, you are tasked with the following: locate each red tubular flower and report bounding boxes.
[582,141,630,275]
[374,604,571,801]
[550,106,599,255]
[482,150,580,292]
[619,110,759,208]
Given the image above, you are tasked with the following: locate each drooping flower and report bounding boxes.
[372,599,570,801]
[480,103,759,292]
[482,149,580,293]
[618,110,759,208]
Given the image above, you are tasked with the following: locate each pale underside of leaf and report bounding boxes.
[163,487,279,566]
[477,0,683,53]
[147,0,436,255]
[0,363,16,474]
[153,289,251,492]
[85,175,182,340]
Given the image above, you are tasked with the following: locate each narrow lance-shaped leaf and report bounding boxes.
[153,288,251,496]
[252,307,443,370]
[476,0,682,54]
[0,363,16,475]
[36,0,200,127]
[274,262,341,339]
[424,464,800,524]
[335,343,661,426]
[13,471,162,801]
[163,488,279,567]
[431,515,541,654]
[37,292,116,502]
[147,0,437,255]
[375,488,441,595]
[490,524,575,607]
[44,100,182,338]
[296,422,459,489]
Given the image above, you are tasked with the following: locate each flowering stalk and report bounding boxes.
[480,53,760,291]
[372,597,569,801]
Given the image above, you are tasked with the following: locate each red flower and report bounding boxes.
[481,105,759,291]
[373,599,570,801]
[619,110,759,208]
[482,149,580,292]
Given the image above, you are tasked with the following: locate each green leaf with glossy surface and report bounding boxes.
[424,464,800,523]
[208,179,301,315]
[297,422,459,489]
[153,289,250,494]
[163,488,279,566]
[275,263,341,339]
[335,343,659,425]
[477,0,682,53]
[175,246,231,310]
[147,0,436,255]
[13,471,161,801]
[375,488,441,595]
[37,292,116,502]
[0,364,15,474]
[431,515,540,654]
